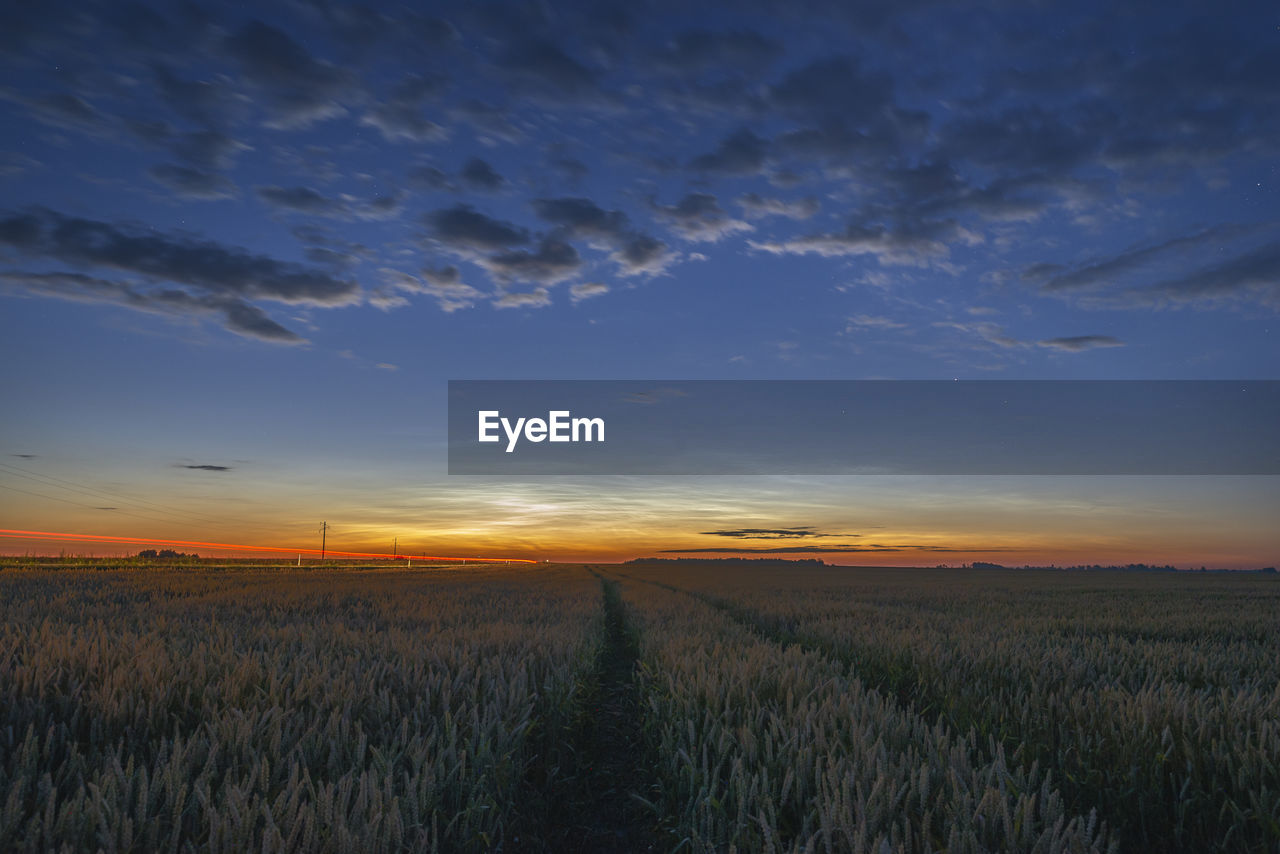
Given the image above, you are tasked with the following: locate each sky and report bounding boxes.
[0,0,1277,566]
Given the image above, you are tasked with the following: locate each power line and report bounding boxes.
[0,482,208,528]
[0,461,292,534]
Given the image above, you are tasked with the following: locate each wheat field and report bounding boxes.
[1,561,1276,852]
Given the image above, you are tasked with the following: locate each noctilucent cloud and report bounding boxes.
[1,0,1277,566]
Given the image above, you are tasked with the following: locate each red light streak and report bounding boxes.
[0,529,538,564]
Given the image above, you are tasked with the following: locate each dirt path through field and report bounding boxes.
[541,573,656,852]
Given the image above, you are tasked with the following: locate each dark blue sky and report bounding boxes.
[1,0,1277,564]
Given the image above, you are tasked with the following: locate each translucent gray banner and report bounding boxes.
[447,380,1280,475]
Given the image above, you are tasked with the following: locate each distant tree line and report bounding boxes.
[626,557,830,567]
[136,549,199,559]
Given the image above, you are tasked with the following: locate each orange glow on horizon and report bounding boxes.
[0,529,538,563]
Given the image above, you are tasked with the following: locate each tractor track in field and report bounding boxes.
[537,572,657,853]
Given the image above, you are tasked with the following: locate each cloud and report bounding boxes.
[449,100,523,143]
[0,150,40,176]
[532,196,672,276]
[569,281,608,302]
[610,233,675,277]
[256,185,404,221]
[532,197,629,243]
[737,193,820,220]
[493,288,552,309]
[460,157,505,191]
[222,20,355,128]
[1029,224,1263,293]
[408,165,453,191]
[1038,336,1125,352]
[424,204,529,252]
[5,90,108,132]
[380,265,486,313]
[1138,243,1280,307]
[768,56,893,125]
[689,128,769,175]
[701,527,853,539]
[181,464,232,471]
[151,64,241,128]
[360,73,448,142]
[652,29,782,73]
[939,107,1095,175]
[497,38,603,101]
[653,193,752,242]
[0,209,359,307]
[148,165,238,200]
[0,271,305,343]
[169,130,247,172]
[751,219,971,266]
[933,320,1025,350]
[660,544,996,554]
[257,185,345,217]
[846,314,906,331]
[480,237,581,285]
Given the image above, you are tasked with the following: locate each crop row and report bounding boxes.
[615,573,1114,853]
[0,567,602,853]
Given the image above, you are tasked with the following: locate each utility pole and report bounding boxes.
[393,537,397,559]
[320,521,327,560]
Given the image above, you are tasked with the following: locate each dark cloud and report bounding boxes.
[1030,224,1261,293]
[0,150,41,177]
[0,209,359,307]
[10,454,37,459]
[497,38,602,101]
[180,464,232,471]
[660,544,1004,554]
[1138,243,1280,307]
[291,225,369,265]
[166,130,246,172]
[222,20,354,128]
[531,196,672,277]
[481,237,581,285]
[4,90,107,132]
[148,165,237,200]
[769,56,894,124]
[257,185,345,217]
[408,165,452,191]
[550,156,588,184]
[460,158,505,191]
[702,527,854,539]
[653,29,783,74]
[689,128,769,175]
[611,233,674,277]
[425,204,529,252]
[1039,336,1124,352]
[151,65,239,128]
[939,107,1096,175]
[449,100,523,143]
[0,270,305,343]
[256,186,403,221]
[653,193,751,242]
[532,197,629,242]
[360,73,448,142]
